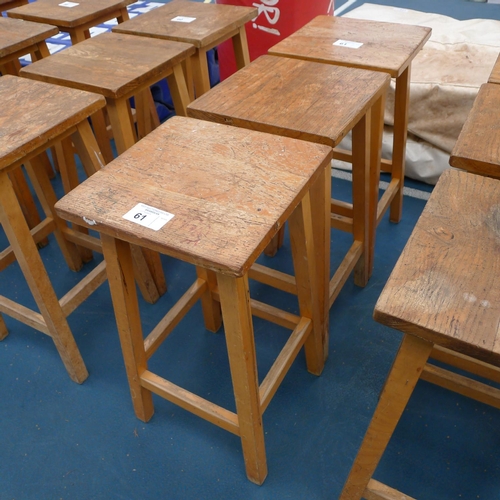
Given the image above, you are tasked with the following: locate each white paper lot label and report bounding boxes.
[123,203,174,231]
[171,16,196,23]
[59,2,79,7]
[333,39,363,49]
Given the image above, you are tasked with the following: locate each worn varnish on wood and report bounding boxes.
[450,83,500,179]
[341,168,500,499]
[188,54,390,309]
[112,0,256,96]
[55,116,332,485]
[7,0,132,44]
[269,15,432,226]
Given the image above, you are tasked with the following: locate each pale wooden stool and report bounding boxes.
[187,55,390,318]
[7,0,133,44]
[341,168,500,499]
[0,75,108,384]
[269,15,432,233]
[55,116,332,484]
[20,32,194,163]
[488,53,500,84]
[0,16,58,234]
[450,83,500,179]
[112,0,256,98]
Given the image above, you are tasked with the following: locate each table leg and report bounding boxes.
[340,333,433,499]
[0,172,88,383]
[217,273,268,485]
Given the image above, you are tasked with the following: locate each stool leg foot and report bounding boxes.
[196,267,221,332]
[102,234,154,422]
[340,334,433,499]
[218,273,268,485]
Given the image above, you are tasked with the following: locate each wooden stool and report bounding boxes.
[0,16,58,235]
[340,168,500,499]
[488,53,500,84]
[187,55,390,317]
[0,75,109,384]
[20,32,194,163]
[0,0,27,12]
[7,0,132,44]
[112,0,256,98]
[269,15,431,230]
[55,116,332,484]
[450,83,500,179]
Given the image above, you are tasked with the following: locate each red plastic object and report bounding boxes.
[215,0,334,80]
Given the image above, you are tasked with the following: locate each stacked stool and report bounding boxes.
[269,15,431,236]
[187,54,390,318]
[112,0,256,97]
[55,116,333,484]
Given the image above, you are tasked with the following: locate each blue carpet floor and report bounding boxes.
[2,1,500,499]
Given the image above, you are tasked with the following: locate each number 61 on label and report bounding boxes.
[123,202,174,231]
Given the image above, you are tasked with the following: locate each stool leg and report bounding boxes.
[340,334,433,499]
[232,26,251,69]
[390,66,411,224]
[0,173,88,384]
[101,234,154,422]
[106,98,137,156]
[167,63,192,117]
[116,6,130,23]
[191,49,211,98]
[135,88,160,140]
[0,313,8,341]
[351,112,370,288]
[90,109,114,164]
[196,267,222,332]
[217,273,267,485]
[8,167,42,231]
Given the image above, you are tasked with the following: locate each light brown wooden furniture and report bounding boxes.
[55,116,332,485]
[450,83,500,179]
[0,75,109,384]
[0,16,58,236]
[0,0,28,12]
[7,0,132,44]
[341,168,500,499]
[269,15,432,232]
[188,55,389,319]
[488,53,500,84]
[20,32,194,163]
[112,0,256,97]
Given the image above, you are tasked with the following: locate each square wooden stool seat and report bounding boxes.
[112,0,256,97]
[0,0,27,12]
[7,0,133,44]
[341,168,500,499]
[55,116,333,484]
[0,16,58,236]
[450,83,500,179]
[20,31,194,163]
[0,75,109,384]
[488,53,500,84]
[187,55,390,311]
[269,15,432,227]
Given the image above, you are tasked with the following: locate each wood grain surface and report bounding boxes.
[489,53,500,84]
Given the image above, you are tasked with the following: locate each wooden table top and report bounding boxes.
[449,83,500,179]
[489,53,500,85]
[112,1,256,48]
[268,15,432,78]
[20,32,195,99]
[0,16,58,58]
[7,0,133,28]
[187,55,390,147]
[55,116,332,277]
[0,75,105,173]
[374,168,500,366]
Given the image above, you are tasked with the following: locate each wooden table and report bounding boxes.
[7,0,132,44]
[450,83,500,179]
[488,53,500,84]
[269,15,431,227]
[0,75,108,384]
[341,168,500,499]
[188,55,390,323]
[55,116,332,484]
[112,0,256,97]
[20,32,194,161]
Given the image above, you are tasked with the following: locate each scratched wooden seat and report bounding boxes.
[112,0,256,98]
[20,31,194,164]
[340,168,500,499]
[7,0,133,44]
[488,53,500,84]
[269,15,432,231]
[188,55,390,310]
[55,116,332,484]
[0,16,58,237]
[450,83,500,180]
